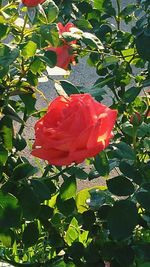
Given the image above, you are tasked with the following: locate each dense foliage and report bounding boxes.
[0,0,150,266]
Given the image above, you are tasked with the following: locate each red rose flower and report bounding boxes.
[31,94,117,166]
[22,0,45,7]
[46,22,77,69]
[57,22,77,44]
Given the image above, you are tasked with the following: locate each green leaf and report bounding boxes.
[78,1,93,14]
[0,205,21,229]
[0,116,13,150]
[76,188,90,213]
[94,0,116,16]
[74,168,88,180]
[0,230,14,247]
[13,163,38,181]
[96,24,112,41]
[62,32,82,43]
[65,217,80,246]
[82,32,104,50]
[97,204,112,220]
[143,137,150,151]
[119,161,142,185]
[120,4,136,18]
[55,80,79,96]
[40,24,59,46]
[122,122,134,137]
[46,0,59,23]
[3,104,24,123]
[112,142,136,162]
[136,33,150,61]
[138,263,150,267]
[22,222,39,247]
[30,58,46,75]
[84,243,101,263]
[40,50,57,68]
[18,184,40,220]
[0,45,19,67]
[0,191,21,228]
[123,86,142,103]
[0,66,9,79]
[0,24,9,40]
[103,55,119,67]
[82,210,96,230]
[88,187,107,210]
[76,19,92,30]
[20,93,36,115]
[121,48,135,62]
[114,245,135,266]
[50,259,67,267]
[82,77,114,97]
[94,151,109,177]
[65,166,88,180]
[27,71,38,86]
[21,41,37,59]
[13,134,27,151]
[89,76,114,91]
[76,186,106,213]
[68,242,85,261]
[137,123,150,137]
[107,175,135,196]
[0,144,8,166]
[44,179,56,195]
[60,176,76,201]
[135,243,150,262]
[136,191,150,211]
[0,191,18,208]
[56,195,76,216]
[0,15,6,23]
[38,204,53,221]
[108,200,138,239]
[31,179,51,202]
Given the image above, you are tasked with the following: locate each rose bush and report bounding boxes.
[0,0,150,267]
[32,94,117,165]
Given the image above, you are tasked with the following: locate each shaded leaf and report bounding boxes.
[107,175,135,196]
[22,222,39,247]
[108,200,138,239]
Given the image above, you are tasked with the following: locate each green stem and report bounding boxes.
[0,1,13,12]
[18,109,27,135]
[133,127,137,151]
[143,89,150,118]
[111,86,120,102]
[20,13,28,44]
[43,165,74,180]
[34,87,49,104]
[116,0,121,30]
